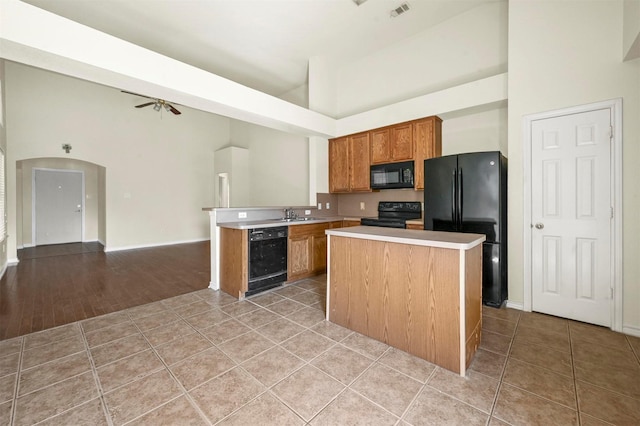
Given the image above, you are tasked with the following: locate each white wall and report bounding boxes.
[335,1,508,118]
[0,60,7,272]
[5,62,231,256]
[229,120,309,207]
[508,0,640,331]
[442,105,508,156]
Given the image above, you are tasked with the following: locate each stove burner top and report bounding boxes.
[360,201,422,229]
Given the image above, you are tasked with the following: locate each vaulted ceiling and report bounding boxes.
[23,0,497,97]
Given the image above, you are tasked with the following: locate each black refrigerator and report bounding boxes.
[423,151,507,307]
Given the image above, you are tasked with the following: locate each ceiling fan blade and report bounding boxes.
[121,90,155,100]
[135,102,156,108]
[167,104,182,115]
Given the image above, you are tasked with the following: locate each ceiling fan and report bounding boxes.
[121,90,182,115]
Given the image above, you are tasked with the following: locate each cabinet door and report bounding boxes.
[349,133,371,192]
[342,220,361,227]
[312,234,327,273]
[413,117,442,190]
[329,137,350,193]
[219,228,248,298]
[370,128,390,164]
[288,235,311,281]
[390,123,413,161]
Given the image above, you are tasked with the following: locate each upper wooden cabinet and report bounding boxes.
[329,115,441,193]
[371,123,413,164]
[413,116,442,190]
[329,133,371,193]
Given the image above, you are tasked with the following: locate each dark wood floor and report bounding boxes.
[0,241,211,340]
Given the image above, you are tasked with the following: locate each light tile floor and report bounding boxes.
[1,275,639,425]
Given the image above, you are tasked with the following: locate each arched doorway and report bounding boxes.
[16,157,106,249]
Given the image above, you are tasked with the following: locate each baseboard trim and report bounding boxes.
[208,281,220,291]
[7,258,19,265]
[104,238,208,253]
[505,300,524,311]
[623,325,640,338]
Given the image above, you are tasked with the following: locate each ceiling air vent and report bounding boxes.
[390,2,410,18]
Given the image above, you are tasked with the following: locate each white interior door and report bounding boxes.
[531,108,612,327]
[35,169,84,245]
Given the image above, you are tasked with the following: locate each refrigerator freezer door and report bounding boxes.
[423,155,458,231]
[482,242,507,307]
[457,151,502,243]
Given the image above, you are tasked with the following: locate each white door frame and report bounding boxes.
[32,167,86,246]
[523,98,623,332]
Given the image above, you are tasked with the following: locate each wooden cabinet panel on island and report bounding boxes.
[326,227,484,376]
[288,221,343,282]
[329,133,371,193]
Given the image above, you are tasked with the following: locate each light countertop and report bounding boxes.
[326,226,485,250]
[217,216,344,230]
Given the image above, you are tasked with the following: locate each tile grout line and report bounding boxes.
[79,320,115,426]
[121,304,215,426]
[8,336,25,426]
[486,310,521,425]
[394,359,439,425]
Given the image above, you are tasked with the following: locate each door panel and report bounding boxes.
[482,243,505,307]
[35,169,83,245]
[458,152,501,242]
[531,108,611,326]
[423,155,458,231]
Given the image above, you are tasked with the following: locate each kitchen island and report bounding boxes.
[325,226,485,376]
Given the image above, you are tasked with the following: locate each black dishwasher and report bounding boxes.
[247,226,288,297]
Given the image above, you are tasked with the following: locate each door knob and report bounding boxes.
[535,223,544,229]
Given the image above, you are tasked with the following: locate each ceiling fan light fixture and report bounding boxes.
[352,0,368,6]
[153,102,162,112]
[164,104,171,112]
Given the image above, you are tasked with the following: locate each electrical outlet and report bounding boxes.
[326,202,330,209]
[305,210,311,215]
[318,203,322,210]
[238,211,247,219]
[360,202,365,211]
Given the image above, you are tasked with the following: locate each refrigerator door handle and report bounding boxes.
[458,169,463,229]
[451,170,457,227]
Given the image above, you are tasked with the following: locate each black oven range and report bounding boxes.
[360,201,422,229]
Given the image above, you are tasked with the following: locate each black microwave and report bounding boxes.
[370,161,414,190]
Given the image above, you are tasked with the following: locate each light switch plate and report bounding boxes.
[360,202,365,210]
[318,203,322,210]
[326,202,330,209]
[238,212,247,219]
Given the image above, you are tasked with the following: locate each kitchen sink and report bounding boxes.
[278,217,317,222]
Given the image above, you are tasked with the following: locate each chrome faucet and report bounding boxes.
[284,208,297,220]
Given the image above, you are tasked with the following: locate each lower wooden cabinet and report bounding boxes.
[220,221,347,299]
[406,222,424,230]
[288,221,343,282]
[219,227,248,299]
[342,219,361,227]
